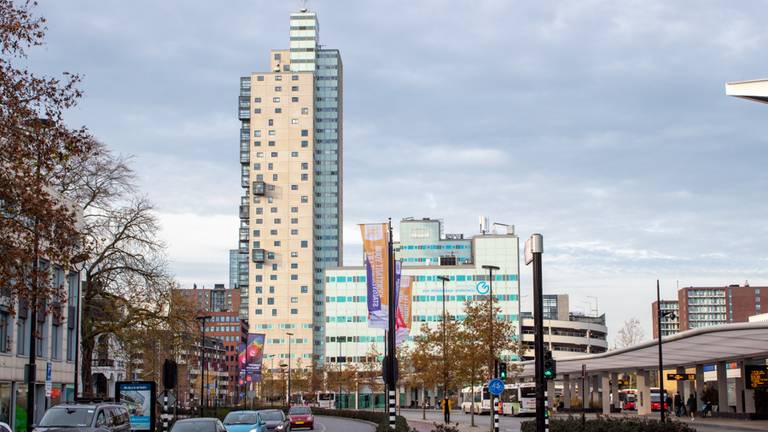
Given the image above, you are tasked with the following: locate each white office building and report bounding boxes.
[323,218,520,407]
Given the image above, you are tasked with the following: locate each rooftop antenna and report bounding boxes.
[300,0,309,11]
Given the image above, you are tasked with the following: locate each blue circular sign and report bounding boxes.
[488,378,505,396]
[475,281,490,295]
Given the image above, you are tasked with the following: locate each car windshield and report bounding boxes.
[39,407,95,427]
[258,411,284,421]
[289,407,311,415]
[223,412,260,425]
[171,420,217,432]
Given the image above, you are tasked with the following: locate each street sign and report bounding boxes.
[666,373,696,381]
[487,378,505,396]
[45,362,52,397]
[164,393,176,406]
[746,365,768,389]
[524,238,533,265]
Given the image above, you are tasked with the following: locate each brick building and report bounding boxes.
[176,285,248,404]
[652,283,767,338]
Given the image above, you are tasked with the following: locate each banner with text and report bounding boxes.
[396,272,413,345]
[245,333,265,382]
[361,223,390,329]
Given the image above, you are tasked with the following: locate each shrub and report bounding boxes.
[520,416,697,432]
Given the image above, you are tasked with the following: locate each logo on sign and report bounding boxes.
[476,281,490,295]
[488,378,505,396]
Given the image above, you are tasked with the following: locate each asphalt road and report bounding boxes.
[312,415,376,432]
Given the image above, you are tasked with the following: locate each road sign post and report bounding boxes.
[488,379,503,432]
[45,362,52,398]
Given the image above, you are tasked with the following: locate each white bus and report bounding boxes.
[460,385,491,414]
[501,383,536,416]
[316,391,335,409]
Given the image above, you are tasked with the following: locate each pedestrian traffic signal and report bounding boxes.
[543,350,556,380]
[499,362,507,380]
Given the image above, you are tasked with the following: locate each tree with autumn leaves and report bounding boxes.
[0,0,195,398]
[405,296,523,422]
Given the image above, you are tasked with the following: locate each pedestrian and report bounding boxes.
[674,394,684,417]
[665,394,673,415]
[686,393,697,421]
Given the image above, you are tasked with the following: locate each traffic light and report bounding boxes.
[499,362,507,380]
[543,350,556,380]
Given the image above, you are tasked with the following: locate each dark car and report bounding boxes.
[171,418,227,432]
[256,410,290,432]
[287,406,313,430]
[33,403,130,432]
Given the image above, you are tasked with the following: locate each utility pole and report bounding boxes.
[438,275,451,424]
[526,234,546,432]
[195,314,211,417]
[656,280,675,423]
[386,219,397,430]
[481,264,499,432]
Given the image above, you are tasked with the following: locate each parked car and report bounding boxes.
[256,409,290,432]
[171,418,227,432]
[33,403,130,432]
[288,406,313,430]
[223,411,265,432]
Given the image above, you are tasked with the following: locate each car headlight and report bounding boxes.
[275,425,285,431]
[249,428,259,432]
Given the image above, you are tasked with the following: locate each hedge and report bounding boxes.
[521,417,697,432]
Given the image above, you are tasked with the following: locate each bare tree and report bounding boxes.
[614,317,646,349]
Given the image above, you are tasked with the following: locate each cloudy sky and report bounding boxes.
[30,0,768,342]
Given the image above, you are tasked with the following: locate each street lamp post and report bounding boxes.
[279,363,288,406]
[481,264,500,432]
[338,338,343,409]
[195,314,212,417]
[437,275,451,423]
[656,280,676,423]
[286,332,294,406]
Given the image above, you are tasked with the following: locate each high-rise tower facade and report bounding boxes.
[238,9,342,369]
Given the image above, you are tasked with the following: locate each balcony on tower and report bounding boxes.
[239,204,249,219]
[252,248,266,263]
[252,181,266,196]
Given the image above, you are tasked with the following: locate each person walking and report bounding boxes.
[665,393,673,415]
[686,393,697,421]
[674,393,684,417]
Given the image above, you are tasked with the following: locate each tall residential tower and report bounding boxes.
[238,9,342,369]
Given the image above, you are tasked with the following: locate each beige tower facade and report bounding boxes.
[238,10,342,370]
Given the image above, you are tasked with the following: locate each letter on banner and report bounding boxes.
[360,223,390,329]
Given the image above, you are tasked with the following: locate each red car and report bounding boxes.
[288,406,314,430]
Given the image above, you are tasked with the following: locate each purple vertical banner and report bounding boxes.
[364,256,379,316]
[393,260,402,309]
[245,333,265,382]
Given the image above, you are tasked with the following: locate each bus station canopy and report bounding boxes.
[517,322,768,378]
[725,78,768,104]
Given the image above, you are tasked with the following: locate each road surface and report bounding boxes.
[313,415,376,432]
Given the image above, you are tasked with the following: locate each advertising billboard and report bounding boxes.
[115,381,155,432]
[245,333,265,382]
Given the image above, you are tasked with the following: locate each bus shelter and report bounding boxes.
[516,322,768,416]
